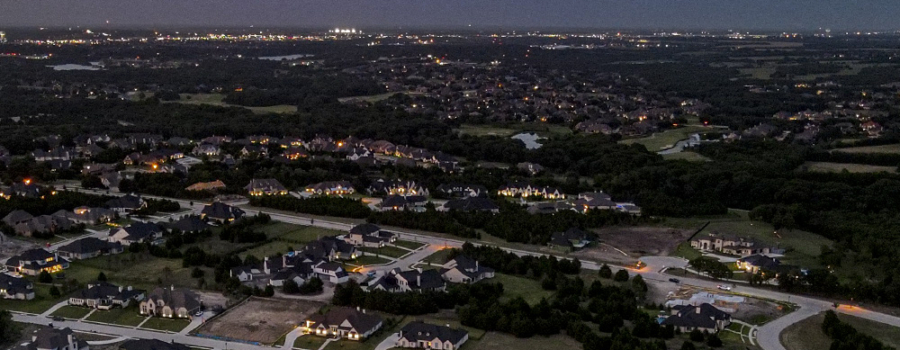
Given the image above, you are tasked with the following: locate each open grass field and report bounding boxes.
[347,255,392,266]
[140,317,192,333]
[86,305,146,326]
[781,312,900,350]
[620,126,709,151]
[0,284,69,314]
[337,92,401,104]
[393,240,426,250]
[240,241,294,260]
[469,332,582,350]
[294,335,330,349]
[278,226,345,244]
[491,273,553,305]
[196,297,323,344]
[358,245,410,259]
[172,93,296,115]
[836,143,900,154]
[420,249,454,265]
[50,305,93,319]
[802,162,897,174]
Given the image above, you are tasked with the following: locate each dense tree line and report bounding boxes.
[689,257,734,279]
[249,196,370,218]
[447,243,581,279]
[218,214,270,243]
[807,151,900,167]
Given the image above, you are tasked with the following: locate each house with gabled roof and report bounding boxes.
[57,237,123,260]
[662,303,731,333]
[440,255,494,284]
[303,307,384,341]
[346,223,396,247]
[108,222,165,246]
[0,273,35,300]
[548,228,595,250]
[304,181,355,196]
[12,327,89,350]
[139,286,200,318]
[69,281,144,310]
[245,178,288,196]
[200,202,245,222]
[365,268,446,293]
[396,321,469,350]
[5,248,69,276]
[105,194,146,213]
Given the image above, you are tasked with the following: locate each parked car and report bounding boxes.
[194,310,203,317]
[668,278,680,283]
[717,285,732,291]
[51,316,64,322]
[367,271,377,278]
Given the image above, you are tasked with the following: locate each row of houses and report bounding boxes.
[302,306,468,349]
[362,255,496,293]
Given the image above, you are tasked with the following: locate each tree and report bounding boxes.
[38,271,52,283]
[632,275,648,296]
[706,334,723,347]
[283,279,300,294]
[614,269,630,282]
[263,285,275,297]
[689,329,705,342]
[49,285,61,297]
[0,310,20,345]
[599,264,613,279]
[680,341,696,350]
[191,267,205,278]
[97,272,107,282]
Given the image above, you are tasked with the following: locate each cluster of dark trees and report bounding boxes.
[689,257,734,279]
[218,214,270,243]
[448,243,581,278]
[249,196,370,219]
[807,151,900,167]
[283,277,324,295]
[368,208,480,239]
[822,310,895,350]
[0,191,112,219]
[332,280,504,315]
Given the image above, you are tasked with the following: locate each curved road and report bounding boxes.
[36,185,900,350]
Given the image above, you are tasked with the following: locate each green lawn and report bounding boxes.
[258,222,309,239]
[86,305,146,326]
[491,273,553,305]
[358,246,410,259]
[346,255,392,266]
[393,240,426,250]
[456,123,572,138]
[620,126,709,151]
[240,241,294,260]
[172,93,296,115]
[140,317,192,332]
[51,305,93,319]
[672,242,702,260]
[837,143,900,154]
[421,249,454,265]
[776,311,900,350]
[0,283,70,314]
[66,254,194,291]
[279,226,345,244]
[295,335,331,349]
[469,332,582,350]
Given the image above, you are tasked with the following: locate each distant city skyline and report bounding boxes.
[1,0,900,32]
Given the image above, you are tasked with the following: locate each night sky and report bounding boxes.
[2,0,899,31]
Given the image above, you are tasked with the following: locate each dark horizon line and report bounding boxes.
[1,24,897,35]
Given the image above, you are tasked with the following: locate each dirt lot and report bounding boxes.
[0,236,37,263]
[572,226,692,264]
[196,297,324,344]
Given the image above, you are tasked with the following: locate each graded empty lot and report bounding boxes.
[573,226,693,264]
[195,297,323,344]
[781,312,900,350]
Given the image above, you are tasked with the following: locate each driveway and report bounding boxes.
[374,332,399,350]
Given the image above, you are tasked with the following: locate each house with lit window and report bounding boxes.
[139,286,200,318]
[345,223,396,247]
[5,248,69,276]
[57,237,124,260]
[200,202,245,222]
[108,222,165,246]
[69,281,144,309]
[245,178,288,196]
[0,273,35,300]
[497,182,565,199]
[396,322,469,350]
[304,181,356,196]
[303,307,384,341]
[367,179,429,196]
[439,255,495,284]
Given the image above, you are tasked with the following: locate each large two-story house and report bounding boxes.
[245,178,288,196]
[12,327,89,350]
[690,233,783,257]
[367,179,429,196]
[5,249,69,276]
[365,268,446,293]
[439,255,495,284]
[105,194,147,214]
[345,223,396,247]
[200,202,245,223]
[139,286,201,319]
[662,303,732,333]
[304,181,356,196]
[69,281,144,310]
